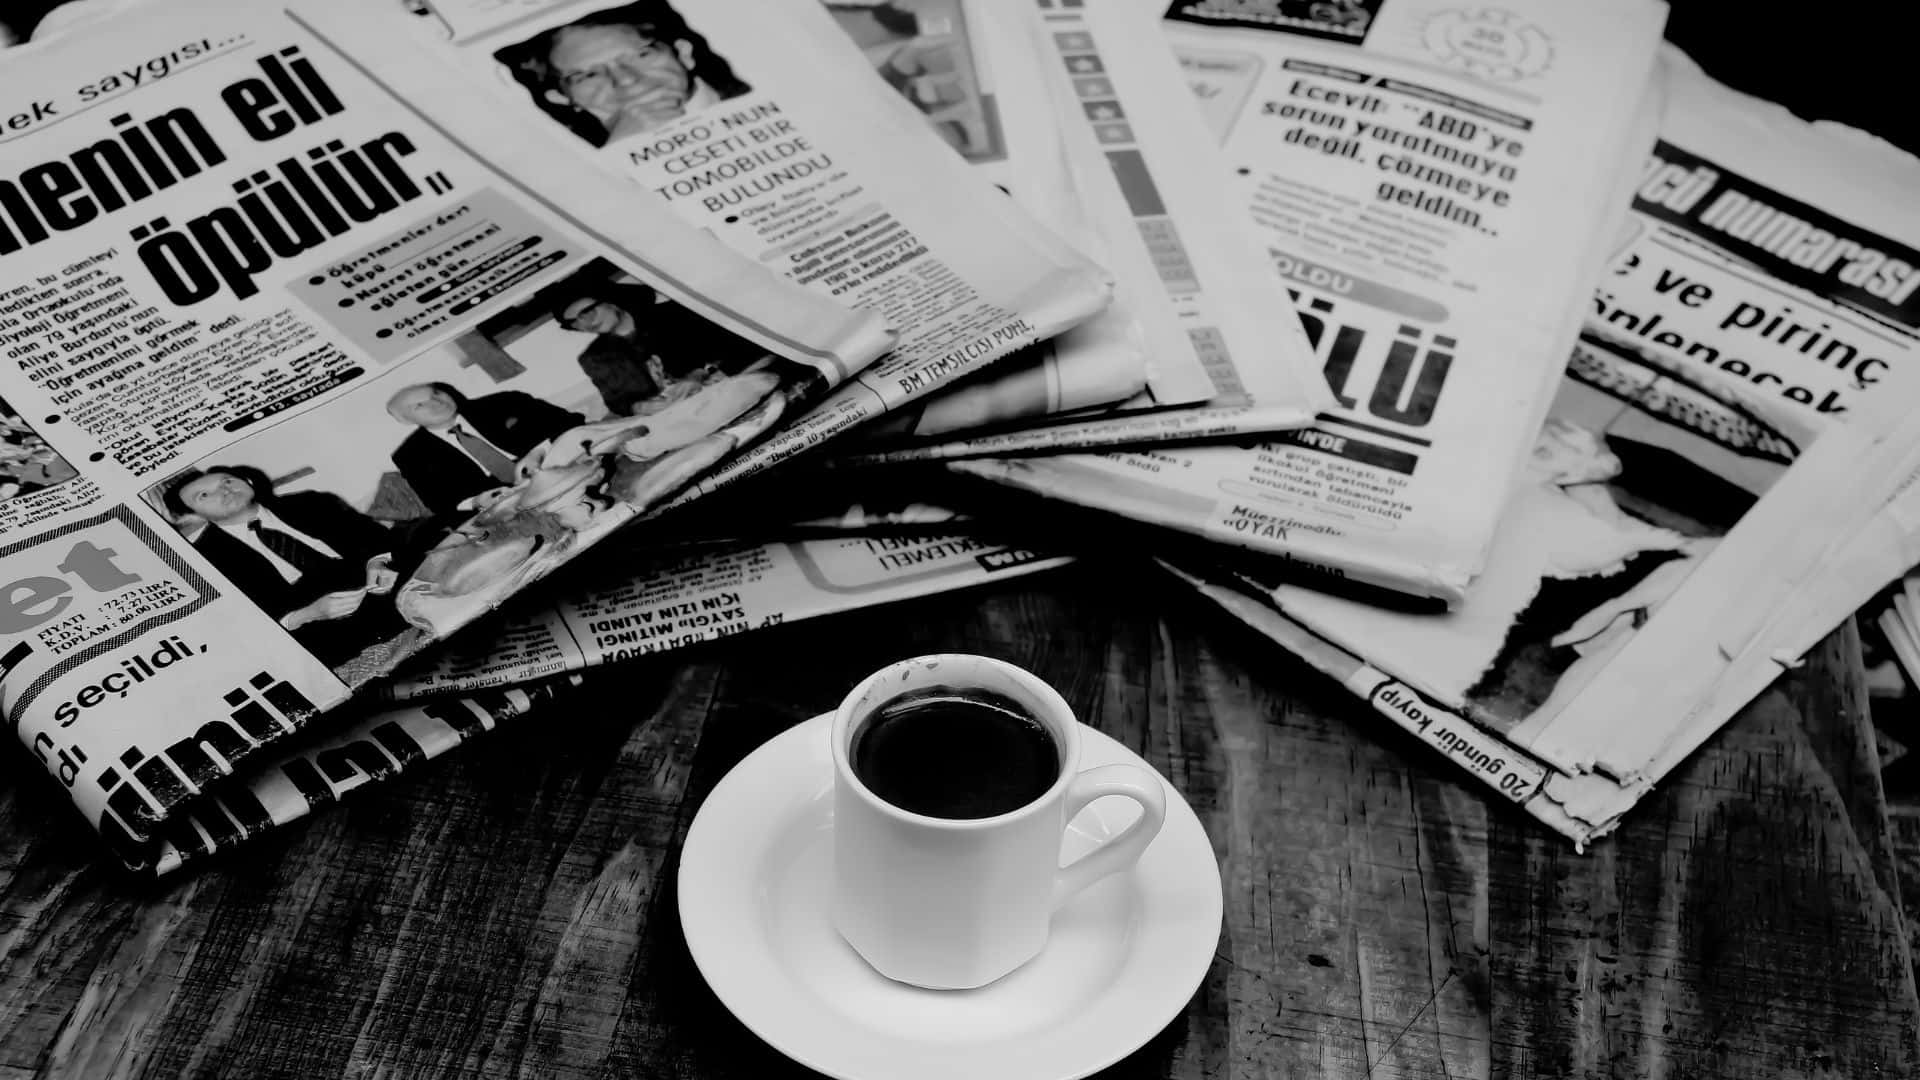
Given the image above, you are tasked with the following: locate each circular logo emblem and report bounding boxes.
[1421,8,1554,82]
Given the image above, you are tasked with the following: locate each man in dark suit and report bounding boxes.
[555,283,820,416]
[558,283,737,416]
[386,382,583,515]
[163,465,402,668]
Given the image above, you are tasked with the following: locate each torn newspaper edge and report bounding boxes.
[1165,45,1920,841]
[1499,44,1920,784]
[1163,562,1608,844]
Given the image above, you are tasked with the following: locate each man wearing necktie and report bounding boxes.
[386,382,584,515]
[163,465,405,668]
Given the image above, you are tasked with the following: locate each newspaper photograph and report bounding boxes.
[955,0,1668,603]
[1170,47,1920,843]
[0,0,894,853]
[384,0,1115,501]
[379,527,1070,701]
[1,394,80,503]
[841,0,1335,462]
[138,255,844,671]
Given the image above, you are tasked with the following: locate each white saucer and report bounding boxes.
[677,713,1223,1080]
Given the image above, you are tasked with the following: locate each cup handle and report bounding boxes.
[1050,764,1168,909]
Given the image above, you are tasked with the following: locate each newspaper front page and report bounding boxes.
[840,0,1334,460]
[0,0,902,854]
[378,527,1070,701]
[955,0,1668,603]
[1173,48,1920,843]
[390,0,1115,501]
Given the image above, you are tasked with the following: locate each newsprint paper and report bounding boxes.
[956,0,1668,603]
[0,0,1106,861]
[144,677,582,874]
[840,0,1334,460]
[385,0,1115,501]
[377,527,1070,702]
[137,522,1065,874]
[1173,48,1920,844]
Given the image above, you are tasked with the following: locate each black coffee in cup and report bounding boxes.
[849,686,1061,819]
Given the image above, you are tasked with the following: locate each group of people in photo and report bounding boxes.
[156,265,824,674]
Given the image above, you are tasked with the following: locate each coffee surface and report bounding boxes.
[849,686,1061,819]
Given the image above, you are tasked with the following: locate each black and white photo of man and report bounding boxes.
[386,382,584,516]
[496,2,751,148]
[161,465,406,667]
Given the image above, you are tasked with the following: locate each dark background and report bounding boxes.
[1663,0,1919,155]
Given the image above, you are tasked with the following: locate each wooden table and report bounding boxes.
[2,567,1917,1078]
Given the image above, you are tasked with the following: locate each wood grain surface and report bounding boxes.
[1,566,1916,1079]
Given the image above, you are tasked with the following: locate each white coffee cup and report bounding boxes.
[830,654,1168,990]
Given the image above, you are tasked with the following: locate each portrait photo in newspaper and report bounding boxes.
[144,257,830,682]
[492,0,751,148]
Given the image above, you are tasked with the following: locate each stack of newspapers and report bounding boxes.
[2,0,1916,871]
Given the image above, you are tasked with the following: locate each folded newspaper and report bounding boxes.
[820,0,1153,443]
[953,0,1669,603]
[128,676,581,874]
[836,0,1335,460]
[0,0,1107,859]
[1173,45,1920,844]
[301,0,1333,741]
[122,517,1062,874]
[378,525,1069,702]
[387,0,1115,503]
[36,453,1031,873]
